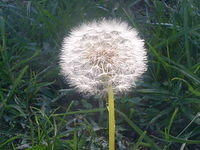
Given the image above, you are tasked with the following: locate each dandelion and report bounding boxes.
[60,19,147,96]
[60,19,147,150]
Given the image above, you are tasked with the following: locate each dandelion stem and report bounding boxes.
[107,86,115,150]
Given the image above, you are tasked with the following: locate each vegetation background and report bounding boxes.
[0,0,199,149]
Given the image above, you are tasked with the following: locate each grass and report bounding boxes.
[0,0,199,149]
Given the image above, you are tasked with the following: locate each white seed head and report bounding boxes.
[60,19,147,95]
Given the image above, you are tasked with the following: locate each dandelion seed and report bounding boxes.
[60,19,147,95]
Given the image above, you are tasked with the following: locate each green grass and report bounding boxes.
[0,0,199,149]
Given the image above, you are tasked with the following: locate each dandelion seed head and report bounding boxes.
[60,19,147,95]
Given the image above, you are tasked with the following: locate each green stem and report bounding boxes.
[107,86,115,150]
